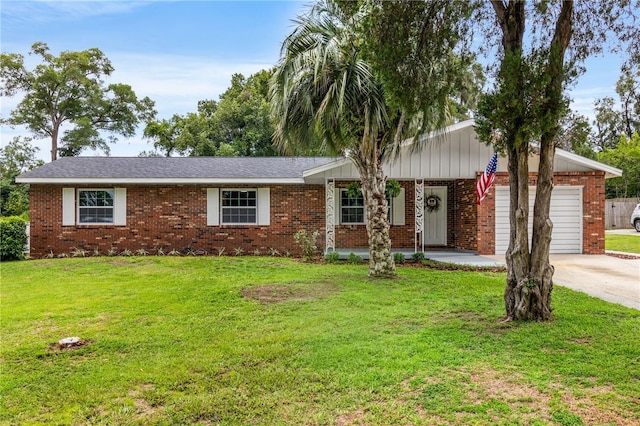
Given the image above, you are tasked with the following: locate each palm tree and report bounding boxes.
[271,0,407,277]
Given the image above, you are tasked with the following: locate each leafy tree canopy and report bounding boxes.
[0,137,43,217]
[336,0,482,135]
[144,70,282,157]
[591,64,640,151]
[1,42,156,161]
[598,132,640,198]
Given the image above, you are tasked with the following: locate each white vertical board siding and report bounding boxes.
[207,188,219,226]
[495,186,583,255]
[449,134,461,178]
[62,188,75,226]
[313,125,497,180]
[392,188,406,226]
[257,188,270,226]
[114,188,127,226]
[381,126,495,179]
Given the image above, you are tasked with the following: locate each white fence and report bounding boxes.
[605,198,639,229]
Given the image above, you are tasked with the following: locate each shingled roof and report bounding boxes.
[16,156,340,184]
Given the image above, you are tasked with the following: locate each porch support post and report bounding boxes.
[326,178,335,253]
[415,179,424,253]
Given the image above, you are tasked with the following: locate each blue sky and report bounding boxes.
[0,0,626,160]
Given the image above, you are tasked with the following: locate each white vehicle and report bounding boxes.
[632,203,640,232]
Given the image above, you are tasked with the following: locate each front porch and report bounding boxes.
[328,248,504,267]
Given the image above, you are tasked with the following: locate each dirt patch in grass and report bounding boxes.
[128,384,164,417]
[336,408,365,425]
[241,282,338,304]
[469,369,636,424]
[396,368,637,424]
[48,338,93,352]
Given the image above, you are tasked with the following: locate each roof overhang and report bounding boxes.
[555,148,622,178]
[15,177,307,185]
[302,157,352,179]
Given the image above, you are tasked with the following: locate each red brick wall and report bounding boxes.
[28,184,326,257]
[334,180,417,249]
[454,179,479,252]
[28,171,605,257]
[334,180,477,251]
[476,171,606,255]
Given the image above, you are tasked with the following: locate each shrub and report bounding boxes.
[411,252,426,262]
[325,251,340,264]
[268,247,280,257]
[71,247,87,258]
[347,252,362,264]
[294,230,319,262]
[393,252,405,264]
[0,216,28,260]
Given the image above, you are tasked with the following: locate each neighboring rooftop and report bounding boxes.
[16,156,340,184]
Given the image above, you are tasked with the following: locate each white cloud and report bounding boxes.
[109,52,274,116]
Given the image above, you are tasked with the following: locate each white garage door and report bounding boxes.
[495,186,583,255]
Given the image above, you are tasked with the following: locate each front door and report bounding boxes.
[424,186,447,246]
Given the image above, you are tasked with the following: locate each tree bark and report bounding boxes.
[51,126,58,161]
[352,152,396,278]
[497,0,573,321]
[527,0,573,321]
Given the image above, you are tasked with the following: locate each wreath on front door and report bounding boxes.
[425,193,441,213]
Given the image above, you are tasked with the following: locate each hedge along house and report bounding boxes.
[18,120,621,258]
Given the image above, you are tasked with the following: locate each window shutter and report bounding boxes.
[114,188,127,226]
[62,188,75,226]
[207,188,219,226]
[334,187,341,225]
[392,188,405,226]
[257,188,270,226]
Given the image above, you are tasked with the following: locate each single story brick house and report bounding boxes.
[17,120,621,258]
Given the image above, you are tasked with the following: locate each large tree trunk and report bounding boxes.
[51,126,59,161]
[352,153,396,278]
[496,0,573,321]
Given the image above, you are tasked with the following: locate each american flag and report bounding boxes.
[476,153,498,205]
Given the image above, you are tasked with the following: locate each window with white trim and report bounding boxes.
[340,189,365,224]
[78,189,114,224]
[340,189,393,224]
[221,189,257,224]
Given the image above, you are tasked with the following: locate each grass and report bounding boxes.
[605,233,640,254]
[2,257,639,425]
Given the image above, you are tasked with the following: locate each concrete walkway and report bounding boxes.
[333,249,505,267]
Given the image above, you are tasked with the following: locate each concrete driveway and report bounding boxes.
[488,253,639,310]
[550,254,640,310]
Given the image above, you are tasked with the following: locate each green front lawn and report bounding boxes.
[606,233,640,254]
[2,257,639,425]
